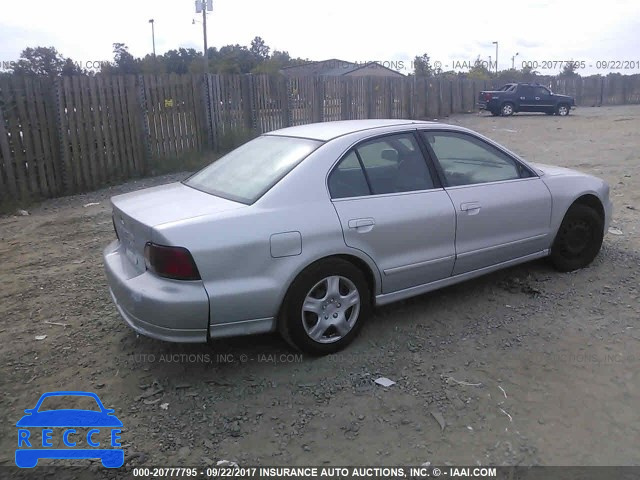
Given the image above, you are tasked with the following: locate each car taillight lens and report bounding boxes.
[144,243,201,281]
[484,93,493,101]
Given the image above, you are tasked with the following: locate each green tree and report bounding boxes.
[467,56,493,80]
[559,61,578,77]
[495,68,522,84]
[413,53,433,77]
[252,50,291,75]
[11,46,66,76]
[162,48,200,74]
[61,58,85,75]
[216,45,259,73]
[140,53,167,74]
[249,36,270,60]
[111,43,141,74]
[520,65,539,82]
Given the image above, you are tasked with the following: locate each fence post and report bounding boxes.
[136,75,153,175]
[241,74,256,131]
[0,104,18,201]
[202,73,214,150]
[208,74,223,151]
[449,80,454,114]
[312,77,325,123]
[281,77,292,127]
[53,76,72,194]
[406,77,413,119]
[386,79,393,118]
[341,78,350,120]
[437,78,443,117]
[365,77,373,119]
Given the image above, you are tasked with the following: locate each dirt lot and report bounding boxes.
[1,105,639,471]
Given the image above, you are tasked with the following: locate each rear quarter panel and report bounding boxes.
[151,138,386,326]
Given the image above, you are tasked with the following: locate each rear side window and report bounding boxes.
[328,151,370,199]
[328,133,435,199]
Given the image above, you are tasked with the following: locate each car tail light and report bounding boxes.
[144,243,201,281]
[483,92,493,101]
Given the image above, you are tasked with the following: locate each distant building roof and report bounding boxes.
[281,58,404,78]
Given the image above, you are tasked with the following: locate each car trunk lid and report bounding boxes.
[111,182,245,273]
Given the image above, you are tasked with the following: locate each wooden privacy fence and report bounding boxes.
[1,73,640,205]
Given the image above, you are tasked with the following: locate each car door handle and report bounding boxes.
[348,218,375,230]
[460,202,481,213]
[535,96,541,100]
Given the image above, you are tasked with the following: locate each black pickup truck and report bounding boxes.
[478,83,575,116]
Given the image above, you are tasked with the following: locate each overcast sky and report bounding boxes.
[1,0,639,75]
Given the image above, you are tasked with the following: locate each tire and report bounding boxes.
[550,204,604,272]
[501,102,514,116]
[279,259,371,355]
[556,103,570,116]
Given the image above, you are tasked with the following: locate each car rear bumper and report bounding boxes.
[103,241,209,343]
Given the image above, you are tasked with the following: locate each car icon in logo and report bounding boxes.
[15,391,124,468]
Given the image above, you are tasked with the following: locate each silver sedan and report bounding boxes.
[104,119,613,354]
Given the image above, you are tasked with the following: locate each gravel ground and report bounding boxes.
[1,105,639,472]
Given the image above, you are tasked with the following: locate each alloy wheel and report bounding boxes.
[301,275,361,343]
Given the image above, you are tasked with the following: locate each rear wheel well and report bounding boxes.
[276,254,378,347]
[571,194,604,224]
[333,254,377,304]
[281,254,378,312]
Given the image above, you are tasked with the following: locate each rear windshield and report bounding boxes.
[184,135,322,204]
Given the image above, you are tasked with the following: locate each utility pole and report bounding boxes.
[202,2,208,73]
[492,41,499,74]
[512,52,519,69]
[196,0,213,73]
[149,19,156,57]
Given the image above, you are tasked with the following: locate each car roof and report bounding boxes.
[266,119,437,141]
